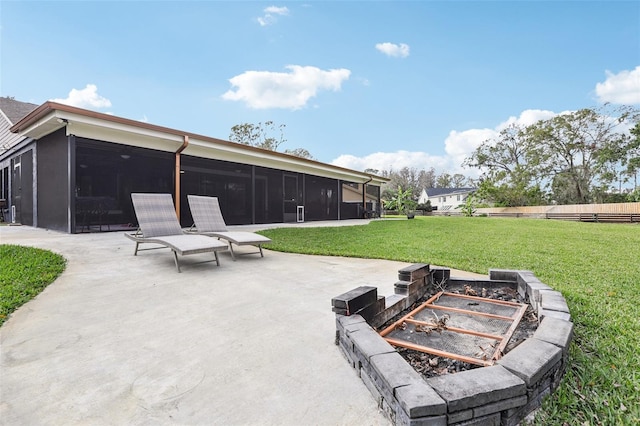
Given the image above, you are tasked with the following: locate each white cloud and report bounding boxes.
[257,5,290,26]
[595,66,640,105]
[222,65,351,110]
[443,128,496,171]
[332,151,451,175]
[375,42,410,58]
[331,109,565,178]
[497,109,557,129]
[50,84,112,109]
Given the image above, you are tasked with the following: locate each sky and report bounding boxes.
[1,1,639,177]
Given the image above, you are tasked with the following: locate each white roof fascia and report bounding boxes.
[186,137,385,185]
[14,108,389,187]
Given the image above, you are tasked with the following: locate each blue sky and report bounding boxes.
[2,1,639,176]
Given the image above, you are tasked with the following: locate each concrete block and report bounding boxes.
[336,313,366,331]
[447,409,473,424]
[351,325,396,363]
[525,280,552,310]
[396,408,447,426]
[337,337,359,369]
[538,308,571,322]
[453,412,500,426]
[356,296,386,322]
[539,290,569,313]
[359,364,383,407]
[426,365,525,412]
[381,397,397,424]
[370,352,423,398]
[338,315,371,337]
[394,279,426,298]
[533,316,573,351]
[497,338,562,387]
[386,293,408,309]
[488,269,519,282]
[399,263,430,282]
[513,270,536,299]
[395,382,447,418]
[332,286,377,315]
[395,280,413,296]
[472,394,527,417]
[503,386,551,426]
[372,294,410,328]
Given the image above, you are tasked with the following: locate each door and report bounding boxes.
[283,174,300,222]
[11,158,21,223]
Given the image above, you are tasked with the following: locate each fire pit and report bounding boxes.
[332,264,573,426]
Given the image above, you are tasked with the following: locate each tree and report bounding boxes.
[382,167,425,202]
[451,173,468,187]
[283,148,315,160]
[435,173,452,188]
[624,122,640,191]
[383,186,416,216]
[465,123,547,206]
[465,105,640,206]
[229,121,286,151]
[229,121,315,159]
[459,194,477,217]
[418,168,437,189]
[529,104,639,204]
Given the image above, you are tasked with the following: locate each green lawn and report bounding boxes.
[258,216,640,425]
[0,244,66,327]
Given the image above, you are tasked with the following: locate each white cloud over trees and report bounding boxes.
[50,84,112,109]
[332,66,640,177]
[331,109,561,177]
[222,65,351,110]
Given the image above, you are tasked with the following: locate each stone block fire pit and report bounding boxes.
[332,264,573,426]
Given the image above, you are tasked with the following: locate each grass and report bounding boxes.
[258,216,640,425]
[0,244,66,327]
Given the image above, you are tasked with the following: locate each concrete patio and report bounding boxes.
[0,222,483,425]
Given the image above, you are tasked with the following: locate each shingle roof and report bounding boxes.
[0,97,39,124]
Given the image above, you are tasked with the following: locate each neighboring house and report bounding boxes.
[418,187,476,211]
[2,100,389,232]
[0,97,39,224]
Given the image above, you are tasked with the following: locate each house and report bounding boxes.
[1,98,388,232]
[418,187,476,211]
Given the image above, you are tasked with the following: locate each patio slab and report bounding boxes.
[0,222,485,425]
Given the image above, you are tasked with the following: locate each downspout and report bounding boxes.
[362,176,372,217]
[175,135,189,218]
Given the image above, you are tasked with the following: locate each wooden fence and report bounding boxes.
[471,202,640,223]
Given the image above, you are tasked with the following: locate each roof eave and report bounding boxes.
[10,101,390,185]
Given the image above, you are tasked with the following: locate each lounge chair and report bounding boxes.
[125,193,228,272]
[186,195,272,260]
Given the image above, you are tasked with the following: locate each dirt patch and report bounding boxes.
[378,284,538,379]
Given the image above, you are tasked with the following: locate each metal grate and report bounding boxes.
[379,291,528,366]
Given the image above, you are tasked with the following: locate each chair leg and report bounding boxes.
[134,242,140,256]
[172,251,181,273]
[258,245,264,257]
[228,243,236,261]
[214,251,220,266]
